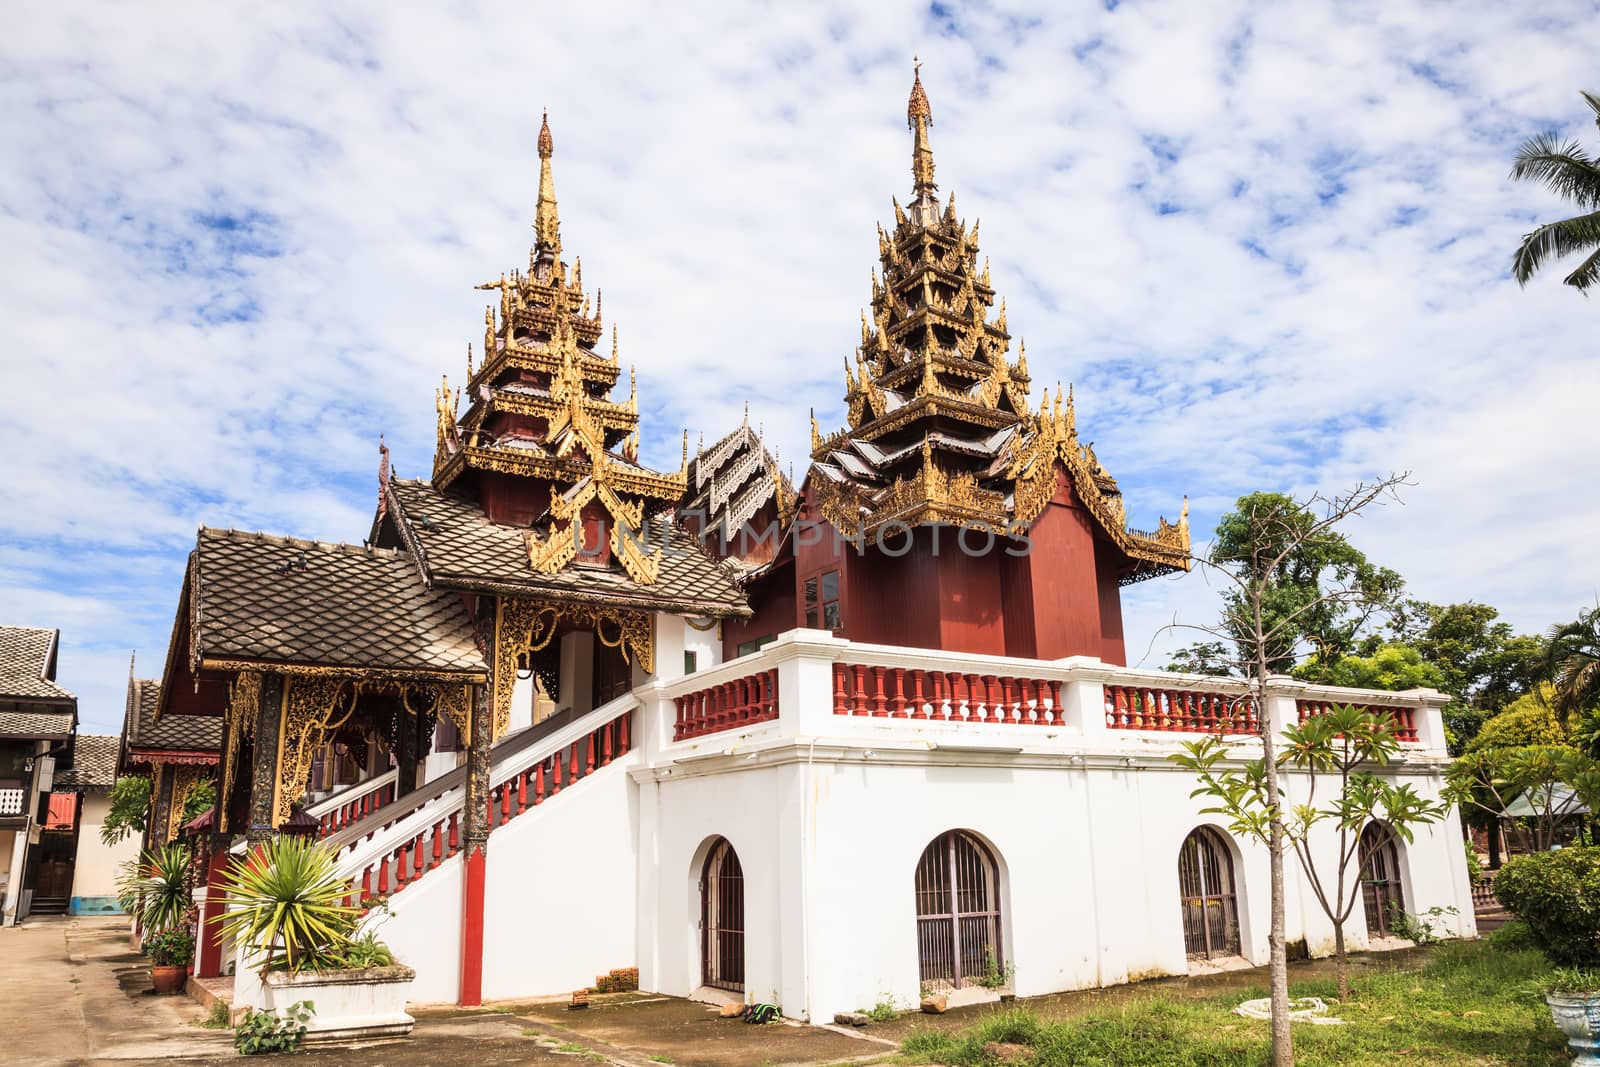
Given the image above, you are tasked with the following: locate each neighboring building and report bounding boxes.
[51,734,137,914]
[0,625,77,925]
[117,665,221,849]
[144,74,1475,1018]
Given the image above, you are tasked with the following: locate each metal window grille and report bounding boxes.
[1179,827,1241,959]
[701,838,745,992]
[915,830,1003,990]
[1360,823,1405,937]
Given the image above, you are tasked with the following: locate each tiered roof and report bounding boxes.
[681,411,796,557]
[121,670,219,767]
[809,68,1189,581]
[431,112,689,590]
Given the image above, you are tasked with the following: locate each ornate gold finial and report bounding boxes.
[742,400,750,426]
[466,342,474,383]
[810,408,821,452]
[610,324,619,363]
[1064,382,1076,436]
[535,110,561,255]
[681,429,689,471]
[908,60,936,196]
[1179,495,1190,538]
[628,365,638,412]
[594,288,602,325]
[1016,339,1028,378]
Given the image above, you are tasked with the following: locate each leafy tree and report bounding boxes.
[1294,642,1444,691]
[1509,90,1600,293]
[1467,686,1569,752]
[101,776,152,846]
[1177,705,1445,1002]
[1548,606,1600,720]
[181,780,216,825]
[1447,744,1595,854]
[1168,476,1409,1066]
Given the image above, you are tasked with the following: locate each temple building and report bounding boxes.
[143,72,1474,1022]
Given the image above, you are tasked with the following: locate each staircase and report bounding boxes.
[288,696,643,1003]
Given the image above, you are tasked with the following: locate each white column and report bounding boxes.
[1409,689,1449,756]
[773,629,845,737]
[1056,658,1105,735]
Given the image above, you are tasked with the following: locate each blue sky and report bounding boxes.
[2,2,1596,734]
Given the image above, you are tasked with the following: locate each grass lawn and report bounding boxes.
[891,934,1567,1065]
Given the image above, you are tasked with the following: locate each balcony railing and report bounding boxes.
[648,630,1445,758]
[0,787,23,816]
[1296,699,1420,743]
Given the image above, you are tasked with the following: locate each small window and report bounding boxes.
[736,636,776,658]
[684,650,698,675]
[804,569,843,631]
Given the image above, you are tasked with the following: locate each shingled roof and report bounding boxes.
[185,528,488,677]
[682,421,795,546]
[383,478,749,617]
[0,710,75,740]
[55,734,119,790]
[124,675,220,757]
[0,625,75,703]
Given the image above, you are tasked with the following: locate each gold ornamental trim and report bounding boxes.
[166,763,210,840]
[274,676,356,827]
[493,596,654,740]
[201,658,487,685]
[217,670,261,833]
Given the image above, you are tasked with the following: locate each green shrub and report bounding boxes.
[234,1001,313,1054]
[1485,919,1540,953]
[1494,846,1600,966]
[144,926,195,967]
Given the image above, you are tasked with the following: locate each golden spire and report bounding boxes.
[465,342,474,383]
[535,110,561,255]
[611,324,619,363]
[908,59,936,197]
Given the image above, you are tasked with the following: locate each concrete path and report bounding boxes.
[0,916,892,1067]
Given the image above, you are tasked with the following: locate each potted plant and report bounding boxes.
[115,843,196,994]
[145,927,196,994]
[216,836,414,1044]
[1494,846,1600,1062]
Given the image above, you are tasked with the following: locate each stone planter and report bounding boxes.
[261,965,415,1044]
[1545,992,1600,1066]
[150,964,187,995]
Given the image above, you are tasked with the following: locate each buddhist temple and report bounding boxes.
[134,71,1472,1027]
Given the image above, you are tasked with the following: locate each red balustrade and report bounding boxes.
[830,663,1063,725]
[1295,699,1419,742]
[672,669,780,740]
[317,779,396,839]
[1104,685,1257,734]
[350,708,633,911]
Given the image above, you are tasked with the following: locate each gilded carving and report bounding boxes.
[493,596,653,740]
[274,676,356,826]
[217,670,261,832]
[166,762,210,840]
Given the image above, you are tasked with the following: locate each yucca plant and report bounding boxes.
[114,843,195,935]
[214,835,360,977]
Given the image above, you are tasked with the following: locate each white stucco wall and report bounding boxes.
[72,792,140,909]
[369,850,465,1006]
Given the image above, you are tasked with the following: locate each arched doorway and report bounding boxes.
[1360,822,1405,937]
[914,830,1004,990]
[700,837,744,992]
[1178,827,1241,959]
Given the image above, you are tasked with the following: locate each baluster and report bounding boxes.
[833,664,848,715]
[432,823,444,869]
[850,665,868,715]
[929,671,947,720]
[954,673,972,721]
[603,722,615,766]
[909,670,926,720]
[501,781,513,823]
[979,676,998,723]
[569,742,580,785]
[619,711,630,753]
[1002,678,1019,724]
[871,667,887,716]
[394,844,408,889]
[361,867,373,906]
[673,696,685,741]
[377,857,390,896]
[517,770,529,813]
[412,834,426,880]
[586,732,597,774]
[888,668,905,718]
[1048,679,1064,725]
[551,752,564,794]
[448,812,459,855]
[534,761,547,804]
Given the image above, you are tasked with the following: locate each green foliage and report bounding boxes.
[100,776,151,846]
[1294,642,1444,691]
[896,941,1563,1065]
[1447,739,1597,853]
[1495,848,1600,967]
[1544,967,1600,995]
[1548,607,1600,721]
[234,1002,313,1055]
[1509,91,1600,293]
[1486,920,1540,954]
[215,836,360,977]
[1387,904,1459,946]
[116,843,195,935]
[144,926,195,967]
[198,1001,231,1029]
[181,779,216,824]
[315,931,396,971]
[863,993,899,1022]
[1466,687,1570,752]
[973,946,1014,990]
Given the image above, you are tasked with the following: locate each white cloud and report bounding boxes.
[1,1,1595,731]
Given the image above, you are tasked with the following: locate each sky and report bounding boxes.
[2,2,1596,736]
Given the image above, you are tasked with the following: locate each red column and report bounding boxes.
[194,839,230,978]
[459,679,491,1007]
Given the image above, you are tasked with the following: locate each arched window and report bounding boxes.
[1178,827,1241,959]
[700,837,744,991]
[1360,822,1405,937]
[915,830,1004,990]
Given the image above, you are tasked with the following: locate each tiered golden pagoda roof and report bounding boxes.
[810,67,1190,582]
[431,112,689,588]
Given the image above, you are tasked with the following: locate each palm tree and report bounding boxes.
[1547,607,1600,719]
[1510,90,1600,292]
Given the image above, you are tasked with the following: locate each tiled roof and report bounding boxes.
[0,625,74,702]
[682,422,794,541]
[126,676,220,754]
[56,734,119,789]
[189,528,488,676]
[386,479,749,616]
[0,710,75,739]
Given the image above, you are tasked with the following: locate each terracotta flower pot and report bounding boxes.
[150,964,187,995]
